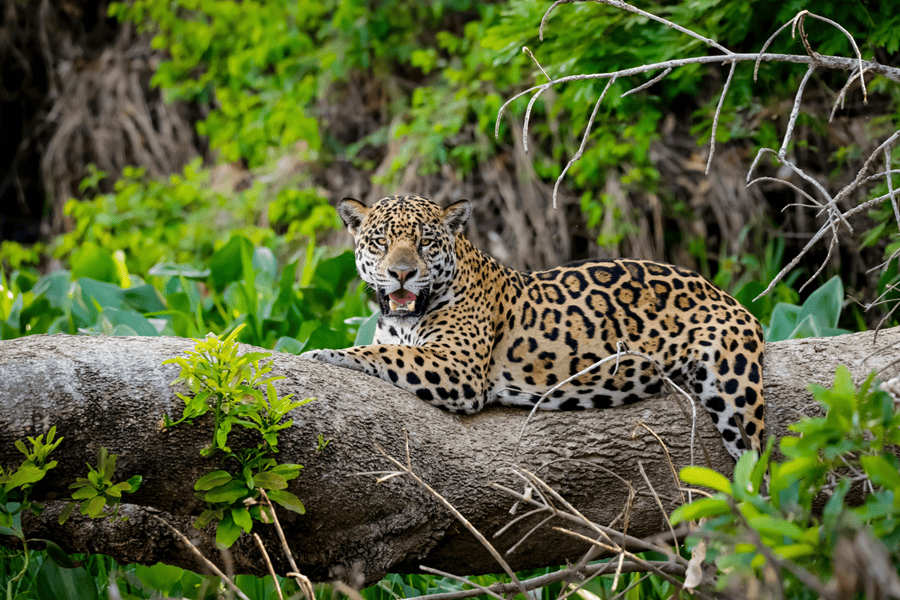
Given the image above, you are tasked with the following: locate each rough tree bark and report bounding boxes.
[0,330,897,586]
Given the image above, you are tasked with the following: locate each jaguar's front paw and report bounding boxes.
[299,350,323,361]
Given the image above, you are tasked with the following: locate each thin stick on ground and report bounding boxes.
[252,533,286,600]
[257,489,316,600]
[150,515,252,600]
[373,436,530,597]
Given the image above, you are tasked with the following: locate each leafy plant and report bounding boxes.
[51,160,338,281]
[0,427,63,544]
[163,324,311,547]
[672,366,900,598]
[59,447,142,524]
[0,427,70,600]
[764,275,852,341]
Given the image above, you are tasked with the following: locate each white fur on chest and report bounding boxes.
[373,316,418,345]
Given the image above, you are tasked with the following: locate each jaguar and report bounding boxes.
[301,195,765,460]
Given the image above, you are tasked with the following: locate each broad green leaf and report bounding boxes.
[215,514,242,547]
[253,471,288,490]
[772,542,816,560]
[71,486,99,500]
[231,507,253,533]
[354,311,380,346]
[83,495,107,518]
[121,284,167,312]
[194,508,222,530]
[195,470,234,491]
[797,276,843,330]
[43,539,77,568]
[58,502,76,526]
[732,450,757,494]
[70,243,118,284]
[267,489,306,514]
[134,563,185,596]
[670,497,731,524]
[35,560,99,600]
[209,235,253,291]
[765,303,800,342]
[98,308,159,337]
[8,465,47,488]
[203,479,250,504]
[747,515,806,541]
[861,454,900,491]
[274,336,303,354]
[679,466,732,495]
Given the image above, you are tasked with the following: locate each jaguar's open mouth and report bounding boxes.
[378,288,428,318]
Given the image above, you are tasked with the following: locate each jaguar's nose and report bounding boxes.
[389,267,417,283]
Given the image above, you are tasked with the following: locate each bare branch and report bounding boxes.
[542,0,732,55]
[552,77,615,209]
[706,62,737,174]
[375,440,530,597]
[620,67,673,98]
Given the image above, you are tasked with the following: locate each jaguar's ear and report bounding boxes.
[442,199,472,235]
[337,198,369,236]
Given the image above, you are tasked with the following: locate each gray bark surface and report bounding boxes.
[0,330,897,585]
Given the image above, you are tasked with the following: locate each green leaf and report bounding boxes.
[274,336,303,354]
[8,464,47,488]
[670,496,731,524]
[215,514,243,547]
[679,466,732,495]
[204,479,250,504]
[747,515,806,541]
[43,539,77,568]
[35,561,98,600]
[266,489,305,514]
[71,486,99,500]
[861,454,900,491]
[354,311,380,346]
[732,450,758,495]
[98,308,160,336]
[58,502,77,526]
[797,275,843,330]
[126,475,143,493]
[231,506,253,533]
[252,471,288,490]
[209,235,253,292]
[83,495,107,518]
[194,508,222,530]
[70,243,118,284]
[134,562,186,596]
[195,470,234,491]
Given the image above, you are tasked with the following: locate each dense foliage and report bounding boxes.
[1,0,900,598]
[674,367,900,598]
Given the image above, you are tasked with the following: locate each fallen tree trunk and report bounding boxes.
[0,330,897,585]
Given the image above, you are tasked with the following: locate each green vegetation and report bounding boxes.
[59,448,141,524]
[1,0,899,597]
[163,325,309,547]
[673,366,900,597]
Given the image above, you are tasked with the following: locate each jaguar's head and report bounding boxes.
[338,195,471,321]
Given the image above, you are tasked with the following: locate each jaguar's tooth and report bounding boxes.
[389,299,400,312]
[407,300,416,313]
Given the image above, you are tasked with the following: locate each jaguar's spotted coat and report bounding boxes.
[301,195,765,459]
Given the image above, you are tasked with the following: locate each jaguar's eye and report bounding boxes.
[420,237,433,247]
[373,236,388,247]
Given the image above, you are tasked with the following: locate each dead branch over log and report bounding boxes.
[0,330,898,585]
